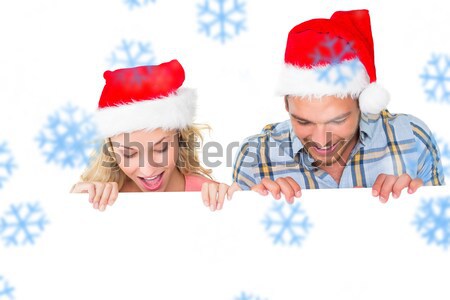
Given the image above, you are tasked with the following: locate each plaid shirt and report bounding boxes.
[233,110,445,190]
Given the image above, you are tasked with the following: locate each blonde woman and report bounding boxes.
[71,60,213,211]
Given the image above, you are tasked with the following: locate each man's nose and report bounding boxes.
[311,125,330,147]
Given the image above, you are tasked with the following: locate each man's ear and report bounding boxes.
[284,95,289,112]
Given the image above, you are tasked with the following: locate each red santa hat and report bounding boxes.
[96,59,196,138]
[276,9,389,114]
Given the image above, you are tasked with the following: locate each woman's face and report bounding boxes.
[110,129,180,192]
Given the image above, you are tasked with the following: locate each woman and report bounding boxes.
[71,60,213,211]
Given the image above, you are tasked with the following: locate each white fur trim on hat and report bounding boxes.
[95,88,196,138]
[276,58,370,99]
[358,82,390,114]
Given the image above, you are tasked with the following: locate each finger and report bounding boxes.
[261,178,281,200]
[372,174,387,197]
[227,182,242,200]
[208,183,219,212]
[201,182,211,207]
[108,182,119,206]
[379,175,397,203]
[216,183,229,210]
[98,183,113,212]
[408,178,423,194]
[71,182,95,203]
[92,183,105,209]
[275,178,295,204]
[250,183,269,196]
[284,177,302,198]
[392,173,412,199]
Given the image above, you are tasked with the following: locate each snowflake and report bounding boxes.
[413,196,450,250]
[0,202,49,247]
[108,40,156,68]
[123,0,155,9]
[420,54,450,103]
[0,142,16,190]
[198,0,246,44]
[436,137,450,179]
[235,291,267,300]
[262,202,312,246]
[0,275,14,300]
[310,35,360,87]
[36,103,97,169]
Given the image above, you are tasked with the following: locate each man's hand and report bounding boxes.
[251,177,302,204]
[372,173,423,203]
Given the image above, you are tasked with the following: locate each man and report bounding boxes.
[202,9,444,211]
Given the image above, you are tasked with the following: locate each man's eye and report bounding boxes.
[332,118,346,124]
[297,120,311,126]
[124,153,137,158]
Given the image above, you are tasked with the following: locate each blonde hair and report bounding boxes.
[80,125,212,191]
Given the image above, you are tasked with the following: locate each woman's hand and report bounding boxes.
[372,173,423,203]
[70,182,119,211]
[201,182,241,212]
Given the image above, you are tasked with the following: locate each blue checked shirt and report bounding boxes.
[232,110,445,190]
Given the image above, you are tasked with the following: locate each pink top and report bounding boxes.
[184,174,214,191]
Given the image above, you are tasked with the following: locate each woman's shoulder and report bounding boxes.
[184,174,214,192]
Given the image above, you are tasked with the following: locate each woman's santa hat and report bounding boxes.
[276,9,390,114]
[96,59,196,138]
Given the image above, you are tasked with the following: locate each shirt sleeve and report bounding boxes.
[410,117,445,186]
[232,138,261,190]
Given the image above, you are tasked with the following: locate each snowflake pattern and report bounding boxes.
[436,137,450,179]
[198,0,246,44]
[235,291,267,300]
[109,40,156,68]
[310,36,360,87]
[0,142,16,190]
[123,0,155,9]
[420,54,450,103]
[262,202,312,246]
[36,104,97,169]
[0,276,14,300]
[0,202,49,247]
[413,196,450,250]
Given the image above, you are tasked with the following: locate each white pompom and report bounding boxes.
[358,82,390,114]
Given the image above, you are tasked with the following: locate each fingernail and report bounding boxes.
[89,198,93,203]
[393,193,398,199]
[276,193,281,200]
[372,190,378,197]
[210,205,215,212]
[408,188,413,194]
[99,204,105,211]
[93,202,98,209]
[379,196,386,203]
[289,197,294,204]
[262,190,268,195]
[295,191,301,198]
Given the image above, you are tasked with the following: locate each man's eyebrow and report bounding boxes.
[290,111,352,123]
[117,136,169,150]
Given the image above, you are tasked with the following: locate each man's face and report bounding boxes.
[285,95,360,167]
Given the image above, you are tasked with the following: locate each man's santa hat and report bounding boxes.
[276,9,389,114]
[96,59,196,138]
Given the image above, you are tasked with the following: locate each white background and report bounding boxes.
[0,1,450,299]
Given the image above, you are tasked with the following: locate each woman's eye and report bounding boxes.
[154,144,169,153]
[123,152,137,158]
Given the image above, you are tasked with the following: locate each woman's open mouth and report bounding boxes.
[138,172,164,191]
